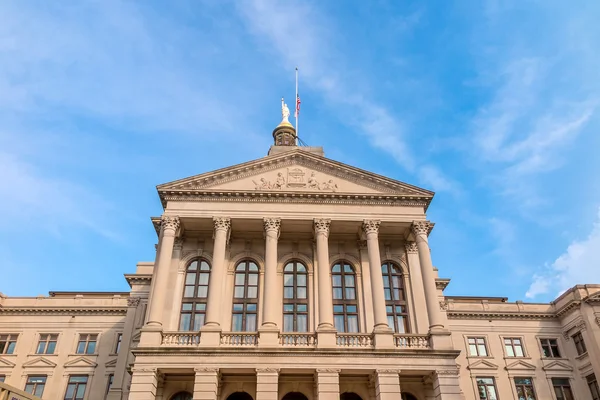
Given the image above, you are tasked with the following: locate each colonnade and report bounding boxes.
[141,216,446,346]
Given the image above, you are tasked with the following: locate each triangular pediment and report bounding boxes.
[105,358,117,368]
[542,361,573,372]
[64,356,97,368]
[505,360,536,371]
[22,357,57,368]
[0,356,16,368]
[467,360,499,370]
[157,149,433,202]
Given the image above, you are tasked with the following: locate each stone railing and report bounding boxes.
[220,332,258,346]
[336,333,374,348]
[279,332,317,347]
[393,334,430,349]
[161,332,201,346]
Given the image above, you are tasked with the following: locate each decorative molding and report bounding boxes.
[596,317,600,327]
[435,369,460,376]
[127,297,141,307]
[542,361,573,372]
[411,221,434,237]
[439,301,449,311]
[22,357,57,368]
[505,360,536,371]
[467,360,499,371]
[195,367,219,373]
[213,217,231,232]
[448,311,556,320]
[173,237,184,250]
[131,367,158,374]
[436,279,450,290]
[0,307,127,315]
[315,369,341,374]
[375,369,401,374]
[405,241,418,254]
[555,301,581,318]
[160,215,180,234]
[63,356,98,368]
[255,368,280,374]
[314,219,331,236]
[253,169,339,192]
[362,220,381,236]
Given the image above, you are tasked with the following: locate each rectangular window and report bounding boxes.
[504,337,525,357]
[333,304,359,333]
[36,334,58,354]
[25,375,46,397]
[231,303,257,332]
[572,331,587,355]
[0,334,18,354]
[588,374,600,400]
[0,375,5,383]
[64,375,88,400]
[468,337,488,356]
[105,374,114,399]
[552,378,574,400]
[76,334,97,354]
[540,338,561,358]
[514,377,536,400]
[476,377,498,400]
[114,333,123,354]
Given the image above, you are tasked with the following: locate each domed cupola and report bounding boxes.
[272,97,297,146]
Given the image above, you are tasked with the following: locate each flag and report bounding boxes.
[295,94,301,118]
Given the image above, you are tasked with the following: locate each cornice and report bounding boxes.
[447,311,556,320]
[555,301,581,318]
[436,279,450,290]
[125,274,152,288]
[0,307,127,315]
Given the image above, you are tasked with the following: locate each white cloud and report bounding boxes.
[526,207,600,298]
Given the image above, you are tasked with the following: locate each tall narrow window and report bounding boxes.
[332,261,359,333]
[64,375,88,400]
[232,260,259,332]
[476,377,498,400]
[587,374,600,400]
[552,378,574,400]
[105,374,114,399]
[114,333,123,354]
[514,377,537,400]
[0,375,4,382]
[179,259,211,331]
[36,334,58,354]
[572,331,587,355]
[283,261,308,332]
[382,262,409,333]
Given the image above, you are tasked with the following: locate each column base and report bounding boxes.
[200,324,222,347]
[428,329,453,351]
[316,328,337,349]
[139,324,163,347]
[258,325,280,347]
[373,330,395,350]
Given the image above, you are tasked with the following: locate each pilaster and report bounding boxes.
[315,369,340,400]
[314,219,336,347]
[432,370,462,400]
[260,218,282,347]
[193,367,220,400]
[405,241,429,334]
[374,370,401,400]
[128,367,158,400]
[256,368,280,400]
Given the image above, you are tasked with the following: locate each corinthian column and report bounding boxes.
[314,219,334,330]
[146,216,180,327]
[262,218,281,328]
[362,220,391,332]
[204,217,231,328]
[412,221,444,331]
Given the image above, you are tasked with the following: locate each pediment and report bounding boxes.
[0,356,16,368]
[542,361,573,372]
[105,358,117,368]
[505,360,536,371]
[157,149,433,202]
[467,360,499,370]
[64,356,97,368]
[22,357,57,368]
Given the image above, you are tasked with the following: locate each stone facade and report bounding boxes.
[0,126,599,400]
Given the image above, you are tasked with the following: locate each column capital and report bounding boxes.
[362,219,381,236]
[405,241,418,254]
[127,297,141,308]
[314,218,331,236]
[263,217,281,234]
[256,367,280,374]
[375,369,402,375]
[315,368,341,374]
[160,215,180,235]
[411,221,434,237]
[194,367,220,374]
[213,217,231,232]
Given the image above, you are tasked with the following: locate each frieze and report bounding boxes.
[127,297,141,307]
[435,369,460,376]
[256,368,280,374]
[315,368,341,373]
[375,369,401,374]
[253,168,339,192]
[195,367,220,373]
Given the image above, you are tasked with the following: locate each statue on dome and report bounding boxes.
[281,97,291,123]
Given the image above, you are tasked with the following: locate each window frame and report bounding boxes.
[503,337,526,357]
[467,337,489,357]
[587,373,600,400]
[105,373,114,399]
[0,334,18,354]
[76,334,98,355]
[331,261,360,333]
[64,375,89,400]
[476,377,499,400]
[36,333,58,355]
[513,377,537,400]
[282,260,309,333]
[113,333,123,354]
[381,261,409,333]
[231,259,260,332]
[572,331,587,356]
[179,258,211,332]
[552,378,574,400]
[24,375,47,397]
[0,375,5,383]
[539,338,561,358]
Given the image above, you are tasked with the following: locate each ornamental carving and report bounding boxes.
[127,297,141,307]
[256,368,280,374]
[195,367,219,373]
[160,216,180,234]
[405,241,418,254]
[362,220,381,236]
[263,218,281,233]
[315,368,341,373]
[213,217,231,232]
[435,369,459,376]
[253,168,339,192]
[376,369,401,374]
[411,221,434,237]
[314,219,331,235]
[439,301,449,311]
[174,237,184,250]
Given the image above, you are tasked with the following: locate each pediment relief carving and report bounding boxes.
[542,361,573,371]
[64,356,97,368]
[467,360,499,370]
[0,356,16,368]
[23,357,57,368]
[505,360,536,370]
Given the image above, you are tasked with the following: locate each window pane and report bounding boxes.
[76,342,85,354]
[36,342,46,354]
[396,316,406,333]
[184,286,195,297]
[283,304,294,312]
[284,274,294,285]
[506,345,515,357]
[469,344,478,356]
[515,345,524,357]
[332,275,342,287]
[393,289,402,300]
[196,303,206,311]
[333,288,343,299]
[232,304,244,311]
[345,288,356,299]
[65,384,75,398]
[185,273,196,284]
[284,287,294,299]
[86,341,96,354]
[188,261,198,270]
[334,315,345,332]
[283,315,294,332]
[382,275,390,288]
[347,316,359,332]
[247,287,258,298]
[284,263,294,272]
[332,264,341,272]
[246,314,257,331]
[297,315,307,332]
[297,274,306,286]
[234,287,245,298]
[346,305,357,312]
[297,264,306,272]
[6,342,15,354]
[76,383,87,398]
[197,286,208,298]
[248,262,258,271]
[180,314,191,331]
[345,275,355,287]
[193,315,204,331]
[384,289,391,300]
[297,287,307,299]
[200,261,210,270]
[198,273,209,285]
[381,264,388,273]
[182,303,193,310]
[344,265,353,272]
[333,305,344,312]
[392,276,401,288]
[231,315,243,331]
[235,274,245,285]
[246,303,257,311]
[386,306,393,313]
[388,316,395,330]
[478,344,487,356]
[47,341,56,354]
[248,273,258,286]
[297,304,307,312]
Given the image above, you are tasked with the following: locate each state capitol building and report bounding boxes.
[0,108,599,400]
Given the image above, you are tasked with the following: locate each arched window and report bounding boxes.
[382,262,409,333]
[283,261,308,332]
[179,259,210,331]
[332,261,359,333]
[232,260,259,332]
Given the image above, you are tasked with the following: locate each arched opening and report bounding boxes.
[170,392,193,400]
[340,392,363,400]
[402,393,418,400]
[226,392,254,400]
[282,392,309,400]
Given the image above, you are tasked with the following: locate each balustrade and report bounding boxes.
[220,332,258,346]
[393,334,430,349]
[161,332,201,346]
[336,333,374,348]
[279,332,317,347]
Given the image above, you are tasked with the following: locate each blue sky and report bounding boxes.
[1,1,599,302]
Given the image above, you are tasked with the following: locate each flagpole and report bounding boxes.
[295,67,299,145]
